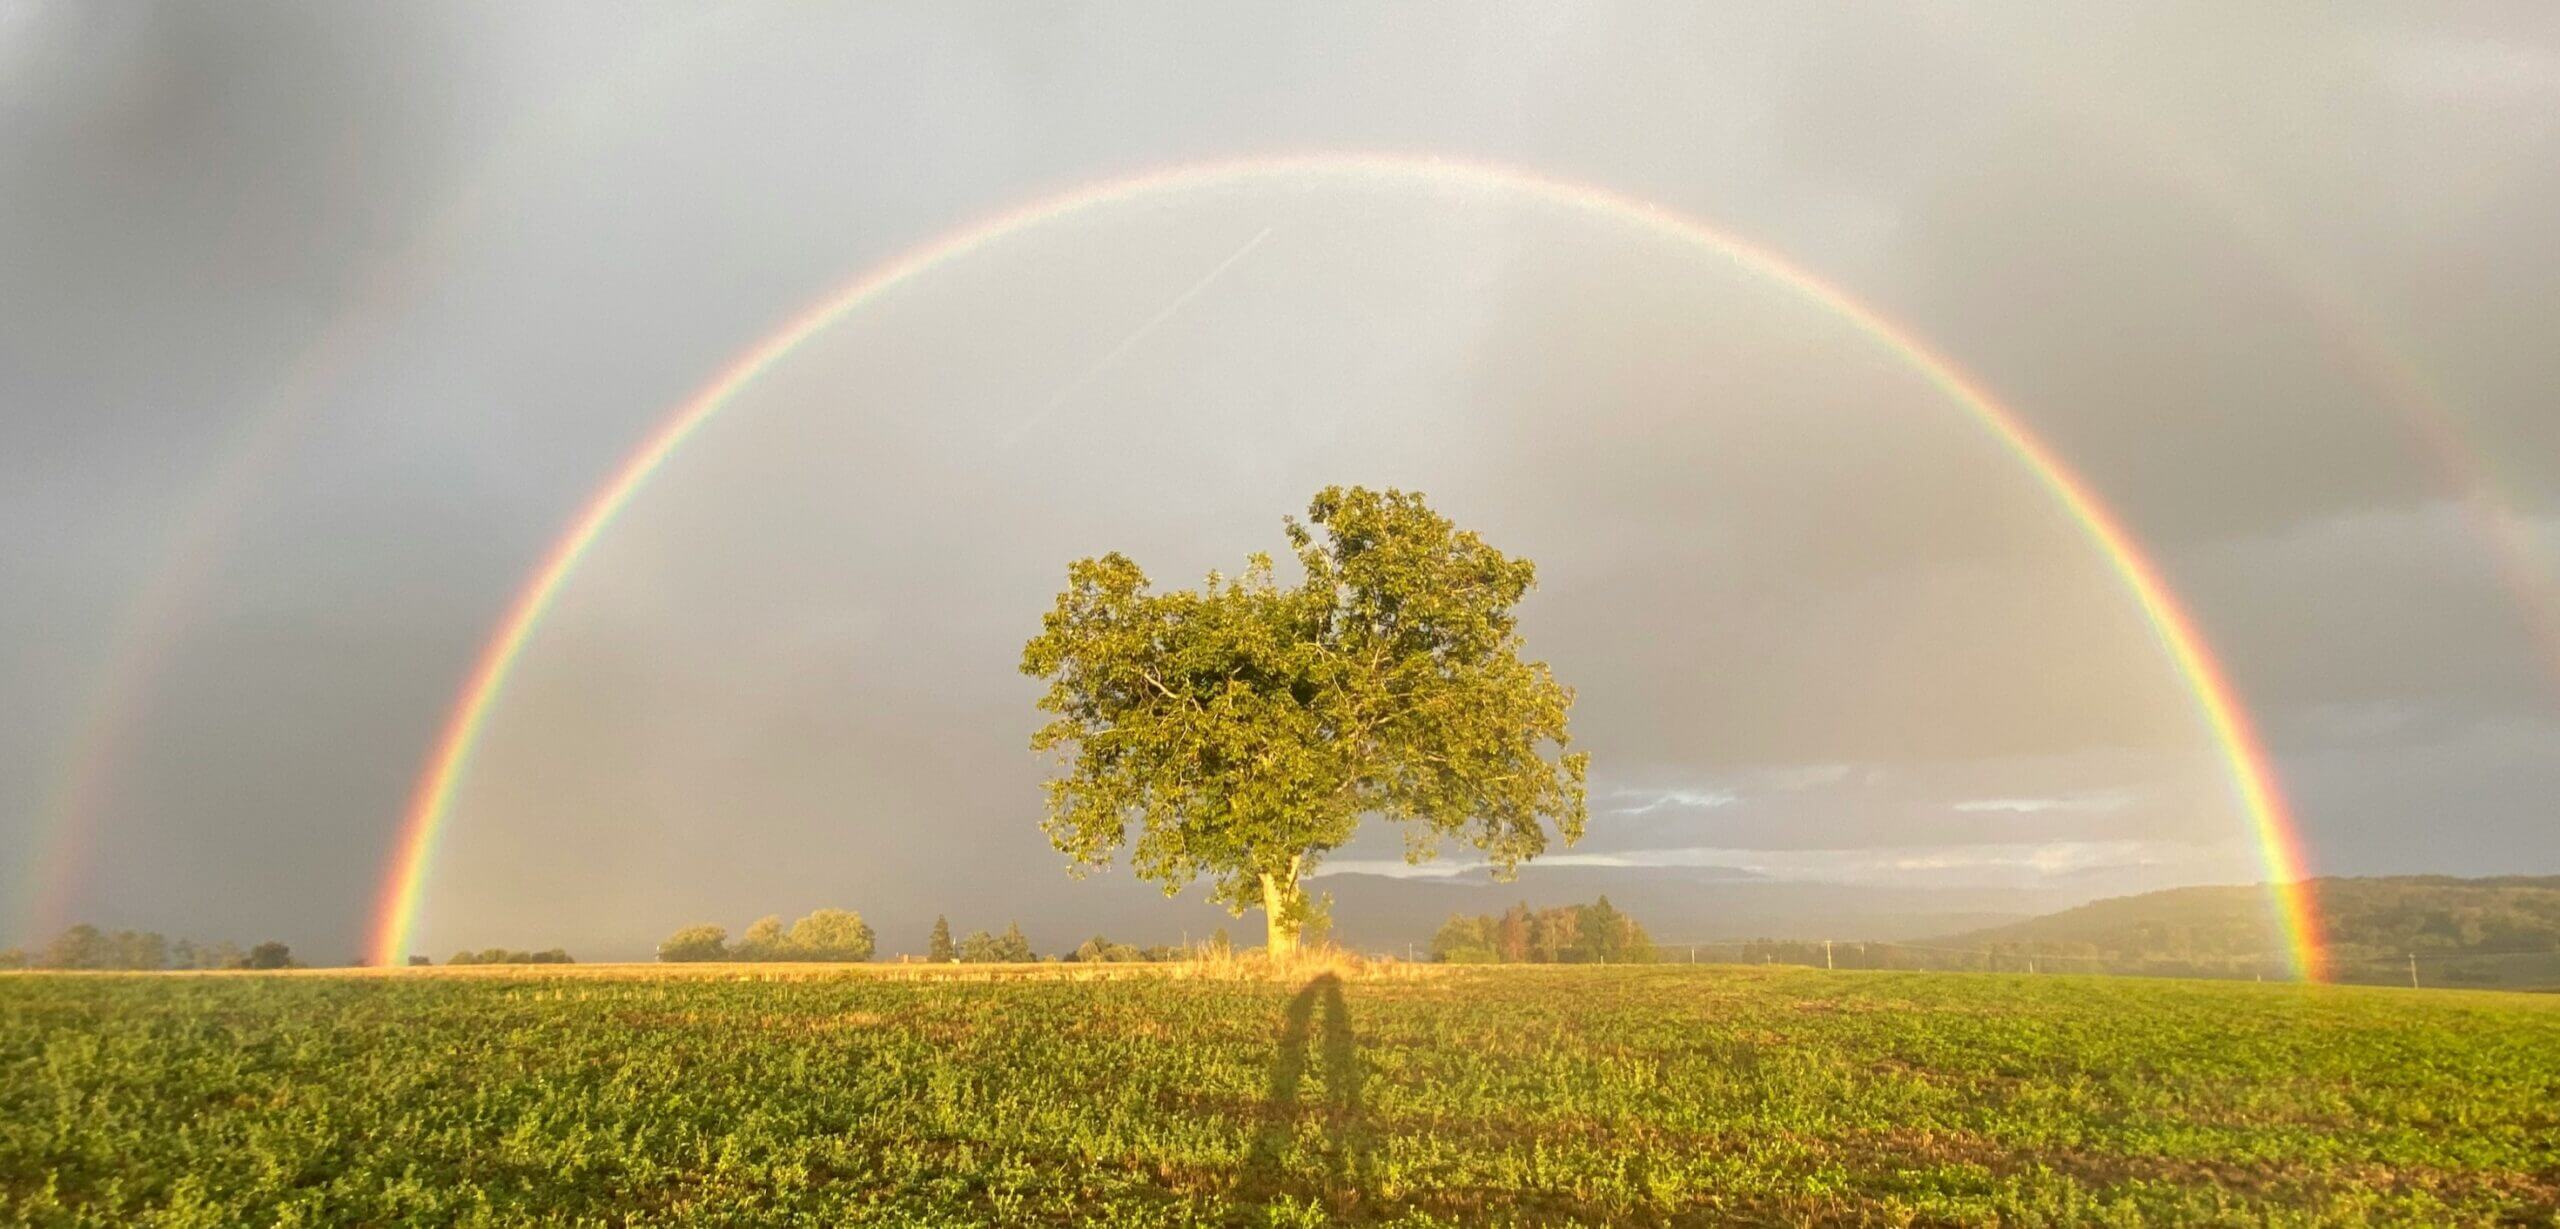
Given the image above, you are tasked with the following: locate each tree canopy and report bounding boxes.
[786,909,877,962]
[656,924,729,963]
[1022,486,1587,958]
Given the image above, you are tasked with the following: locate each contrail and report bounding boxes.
[1005,224,1277,442]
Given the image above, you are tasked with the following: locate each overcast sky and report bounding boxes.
[4,3,2555,960]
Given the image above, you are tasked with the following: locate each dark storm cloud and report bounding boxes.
[4,3,2554,957]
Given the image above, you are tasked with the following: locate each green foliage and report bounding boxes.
[732,915,789,961]
[1059,935,1194,963]
[785,909,876,962]
[1432,898,1656,963]
[655,924,728,963]
[927,915,956,963]
[447,948,574,966]
[2,967,2554,1223]
[958,922,1036,963]
[1070,935,1148,963]
[657,911,876,963]
[1429,913,1499,963]
[41,925,110,970]
[1022,486,1588,955]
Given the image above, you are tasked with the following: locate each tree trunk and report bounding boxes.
[1260,869,1303,963]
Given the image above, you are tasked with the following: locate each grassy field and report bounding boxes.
[3,964,2555,1226]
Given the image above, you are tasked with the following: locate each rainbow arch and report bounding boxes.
[365,152,2328,977]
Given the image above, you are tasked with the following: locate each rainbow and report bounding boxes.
[364,153,2329,978]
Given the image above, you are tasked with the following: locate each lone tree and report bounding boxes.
[1022,486,1587,960]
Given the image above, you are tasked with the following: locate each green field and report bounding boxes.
[4,966,2555,1226]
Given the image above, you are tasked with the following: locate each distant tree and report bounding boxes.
[0,948,25,969]
[1575,895,1654,963]
[408,955,432,967]
[1071,935,1146,963]
[1430,914,1499,963]
[1299,893,1336,951]
[169,939,198,969]
[1209,927,1233,957]
[997,922,1035,963]
[1022,486,1588,960]
[43,924,109,970]
[1495,904,1533,964]
[928,915,956,963]
[1576,897,1622,962]
[112,930,169,970]
[243,941,294,970]
[956,925,1036,963]
[199,941,244,970]
[732,915,788,961]
[1530,907,1580,964]
[657,924,729,963]
[787,909,876,962]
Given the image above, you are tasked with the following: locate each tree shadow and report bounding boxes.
[1244,973,1372,1207]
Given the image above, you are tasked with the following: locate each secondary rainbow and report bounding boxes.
[8,16,731,941]
[366,153,2329,977]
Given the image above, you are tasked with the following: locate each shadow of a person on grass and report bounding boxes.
[1244,973,1372,1210]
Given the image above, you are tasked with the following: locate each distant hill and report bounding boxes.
[1937,875,2560,988]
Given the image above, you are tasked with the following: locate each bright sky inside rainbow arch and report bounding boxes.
[364,153,2329,979]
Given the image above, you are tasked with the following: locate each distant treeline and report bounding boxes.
[1936,875,2560,984]
[446,948,575,966]
[658,909,878,962]
[0,924,296,971]
[1432,897,1656,964]
[656,912,1241,965]
[919,916,1241,964]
